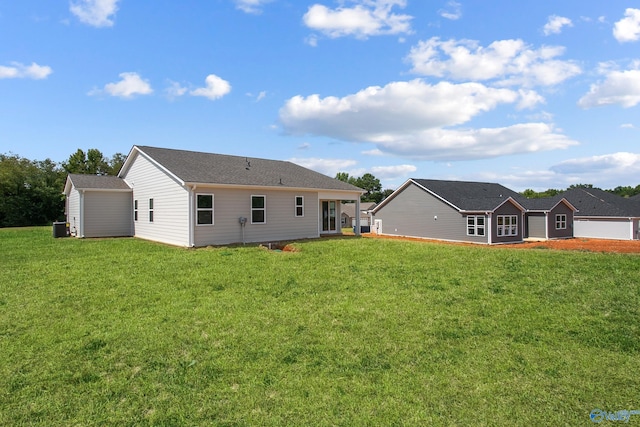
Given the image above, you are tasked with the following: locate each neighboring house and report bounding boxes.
[341,202,376,229]
[372,179,528,244]
[64,146,364,247]
[521,195,576,240]
[560,187,640,240]
[64,174,133,238]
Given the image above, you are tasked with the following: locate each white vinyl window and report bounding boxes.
[467,215,485,236]
[555,214,567,230]
[251,195,266,224]
[295,196,304,217]
[149,198,154,223]
[134,199,138,222]
[497,215,518,236]
[196,194,214,225]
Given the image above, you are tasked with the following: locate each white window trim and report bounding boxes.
[555,214,567,230]
[497,215,518,236]
[295,196,304,217]
[134,199,138,222]
[251,195,266,224]
[196,193,214,226]
[467,215,486,236]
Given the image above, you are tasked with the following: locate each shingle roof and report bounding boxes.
[561,187,640,217]
[134,146,363,192]
[341,202,376,218]
[68,174,131,190]
[412,179,523,211]
[519,193,574,211]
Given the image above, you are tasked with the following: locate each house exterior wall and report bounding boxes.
[526,213,546,239]
[193,188,320,246]
[491,201,524,244]
[66,187,81,236]
[574,218,635,240]
[82,191,133,238]
[547,204,574,239]
[373,183,488,243]
[122,153,190,247]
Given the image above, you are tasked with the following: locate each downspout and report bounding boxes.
[79,189,85,238]
[355,198,361,236]
[487,212,492,245]
[545,211,549,240]
[188,185,196,247]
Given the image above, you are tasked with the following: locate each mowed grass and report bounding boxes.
[1,228,639,425]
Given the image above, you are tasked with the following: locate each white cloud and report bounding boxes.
[370,164,416,179]
[516,89,545,110]
[439,1,462,20]
[233,0,272,14]
[621,123,636,129]
[550,152,640,176]
[406,37,582,87]
[543,15,573,35]
[190,74,231,100]
[165,81,188,100]
[303,0,412,40]
[363,148,385,156]
[0,62,52,79]
[70,0,119,27]
[577,66,640,108]
[613,8,640,42]
[372,123,577,161]
[289,157,358,177]
[279,79,576,161]
[89,72,153,98]
[280,79,518,138]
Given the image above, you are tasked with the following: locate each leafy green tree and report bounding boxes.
[336,172,389,203]
[0,154,65,226]
[62,148,110,175]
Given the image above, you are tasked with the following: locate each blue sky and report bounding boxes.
[2,1,640,191]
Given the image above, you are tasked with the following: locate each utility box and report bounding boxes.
[52,222,69,238]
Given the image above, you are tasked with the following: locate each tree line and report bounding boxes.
[521,183,640,199]
[0,149,125,227]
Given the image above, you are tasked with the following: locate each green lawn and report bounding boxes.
[1,227,639,425]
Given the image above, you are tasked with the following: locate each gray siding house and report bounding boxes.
[64,146,363,247]
[522,196,576,240]
[561,187,640,240]
[372,179,527,244]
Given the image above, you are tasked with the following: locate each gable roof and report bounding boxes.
[64,174,131,194]
[121,146,363,193]
[412,179,524,212]
[560,187,640,217]
[519,194,577,212]
[374,178,525,213]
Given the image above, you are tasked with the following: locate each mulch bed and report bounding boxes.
[360,233,640,254]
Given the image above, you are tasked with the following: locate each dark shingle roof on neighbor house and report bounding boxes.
[133,146,363,192]
[561,187,640,217]
[67,173,131,190]
[518,193,576,211]
[411,179,524,211]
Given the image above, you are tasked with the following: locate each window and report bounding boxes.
[251,195,266,224]
[197,194,214,225]
[497,215,518,236]
[134,200,138,221]
[295,196,304,217]
[555,214,567,230]
[149,198,154,222]
[467,215,485,236]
